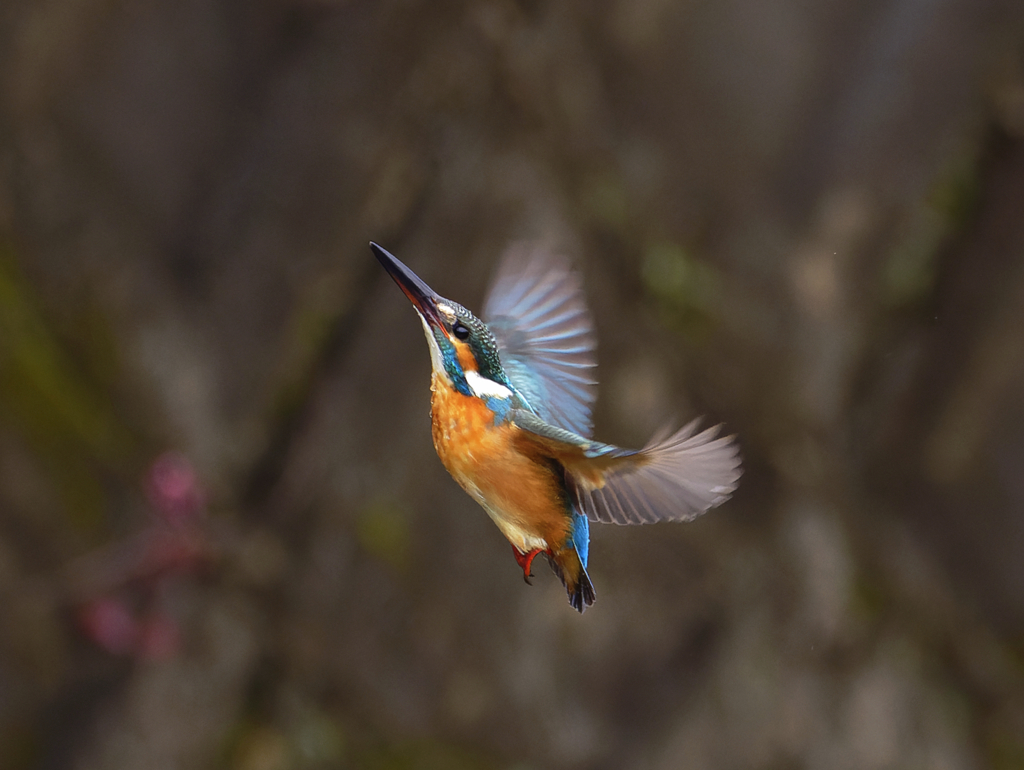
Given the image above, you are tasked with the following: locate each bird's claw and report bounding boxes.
[512,545,542,586]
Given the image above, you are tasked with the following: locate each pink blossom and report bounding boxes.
[78,598,139,655]
[146,452,206,525]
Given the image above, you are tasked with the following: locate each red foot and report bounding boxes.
[512,545,544,585]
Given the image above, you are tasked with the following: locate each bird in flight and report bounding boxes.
[372,242,740,612]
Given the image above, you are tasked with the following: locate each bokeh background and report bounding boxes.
[3,0,1024,768]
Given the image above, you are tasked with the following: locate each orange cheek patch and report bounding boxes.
[455,341,478,373]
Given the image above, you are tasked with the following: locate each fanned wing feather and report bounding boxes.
[572,421,741,524]
[483,243,597,437]
[510,410,741,525]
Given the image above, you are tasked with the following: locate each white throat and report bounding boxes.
[418,314,446,376]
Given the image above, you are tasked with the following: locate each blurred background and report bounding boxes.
[2,0,1024,768]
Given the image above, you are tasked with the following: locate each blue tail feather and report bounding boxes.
[571,509,589,567]
[544,509,595,612]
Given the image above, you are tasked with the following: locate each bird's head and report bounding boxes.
[372,243,514,402]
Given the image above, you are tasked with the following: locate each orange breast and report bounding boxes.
[430,375,570,553]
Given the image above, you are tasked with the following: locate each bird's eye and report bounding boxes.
[452,322,470,341]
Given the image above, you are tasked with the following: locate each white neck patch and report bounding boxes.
[465,369,513,400]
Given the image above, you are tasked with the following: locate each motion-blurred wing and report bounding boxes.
[511,410,741,524]
[572,421,741,524]
[483,243,597,437]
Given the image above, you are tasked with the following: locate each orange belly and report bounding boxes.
[430,375,570,553]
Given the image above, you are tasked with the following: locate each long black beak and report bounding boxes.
[370,243,445,328]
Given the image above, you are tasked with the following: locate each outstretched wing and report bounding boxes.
[510,410,741,524]
[571,421,741,524]
[483,243,597,438]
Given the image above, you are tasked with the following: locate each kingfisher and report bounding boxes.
[371,242,741,613]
